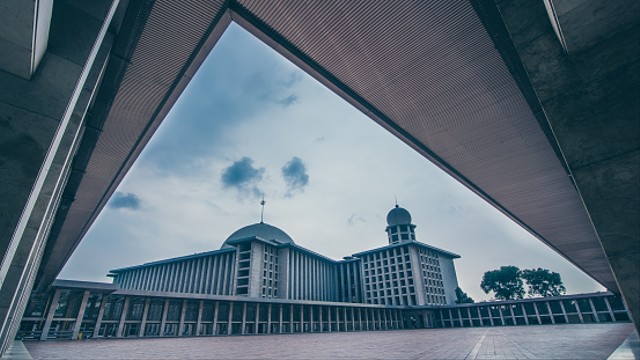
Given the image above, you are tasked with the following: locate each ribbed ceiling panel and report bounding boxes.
[40,0,228,285]
[42,0,615,291]
[237,0,614,289]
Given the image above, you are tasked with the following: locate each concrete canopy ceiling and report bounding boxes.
[35,0,637,329]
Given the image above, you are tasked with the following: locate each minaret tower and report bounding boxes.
[385,204,417,244]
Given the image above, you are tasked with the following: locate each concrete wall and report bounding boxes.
[0,0,117,355]
[439,257,459,305]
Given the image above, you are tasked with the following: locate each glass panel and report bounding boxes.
[592,297,607,311]
[563,300,577,313]
[548,300,562,314]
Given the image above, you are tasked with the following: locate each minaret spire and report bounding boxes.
[260,197,266,223]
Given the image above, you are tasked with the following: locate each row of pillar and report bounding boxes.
[440,297,620,327]
[37,290,405,340]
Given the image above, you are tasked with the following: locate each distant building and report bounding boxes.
[17,206,631,340]
[109,205,461,307]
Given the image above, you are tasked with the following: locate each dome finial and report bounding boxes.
[395,195,398,208]
[259,196,266,224]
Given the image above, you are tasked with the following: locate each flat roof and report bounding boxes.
[109,248,235,274]
[352,241,461,259]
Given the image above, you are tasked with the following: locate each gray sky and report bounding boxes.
[59,23,604,301]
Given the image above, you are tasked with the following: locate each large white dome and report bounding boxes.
[386,205,412,226]
[221,222,295,249]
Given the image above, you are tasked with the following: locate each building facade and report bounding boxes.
[108,205,461,307]
[16,206,632,340]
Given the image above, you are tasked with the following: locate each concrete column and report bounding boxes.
[178,300,187,336]
[212,257,219,294]
[346,264,352,302]
[604,297,616,322]
[254,303,260,334]
[148,268,155,291]
[277,249,289,300]
[448,308,454,328]
[521,304,530,325]
[289,304,293,333]
[116,297,130,338]
[159,299,169,337]
[212,302,219,335]
[295,253,300,300]
[358,308,363,330]
[384,309,390,330]
[327,306,332,332]
[487,307,495,327]
[241,302,247,335]
[533,302,542,325]
[158,266,165,291]
[575,300,584,323]
[40,289,61,340]
[457,308,464,327]
[559,300,569,323]
[318,305,323,332]
[309,305,314,332]
[299,305,304,332]
[589,298,600,323]
[71,290,90,339]
[546,302,556,324]
[336,307,341,331]
[342,307,347,331]
[278,304,283,334]
[92,295,108,339]
[498,306,505,326]
[202,258,210,294]
[351,308,355,331]
[193,259,201,294]
[267,303,272,334]
[138,298,150,337]
[195,300,203,336]
[226,302,233,335]
[364,308,369,330]
[165,265,173,292]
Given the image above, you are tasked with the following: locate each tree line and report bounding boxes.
[455,266,566,304]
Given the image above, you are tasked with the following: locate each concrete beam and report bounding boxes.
[0,0,119,355]
[544,0,640,54]
[0,0,53,79]
[494,0,639,333]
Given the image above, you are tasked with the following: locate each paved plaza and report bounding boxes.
[22,323,636,359]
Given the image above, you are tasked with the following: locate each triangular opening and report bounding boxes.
[60,23,603,302]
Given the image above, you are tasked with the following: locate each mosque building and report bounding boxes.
[18,205,628,340]
[108,205,461,307]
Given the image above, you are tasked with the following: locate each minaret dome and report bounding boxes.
[385,205,417,244]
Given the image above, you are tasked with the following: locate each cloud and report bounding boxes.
[137,24,306,175]
[277,94,298,107]
[280,71,303,88]
[221,157,265,198]
[108,192,141,210]
[347,213,367,226]
[281,156,309,196]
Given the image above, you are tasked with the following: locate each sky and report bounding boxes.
[59,23,604,302]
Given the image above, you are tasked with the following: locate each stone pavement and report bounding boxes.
[23,323,636,359]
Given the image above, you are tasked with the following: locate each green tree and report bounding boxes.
[455,287,474,304]
[480,265,525,300]
[521,267,566,297]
